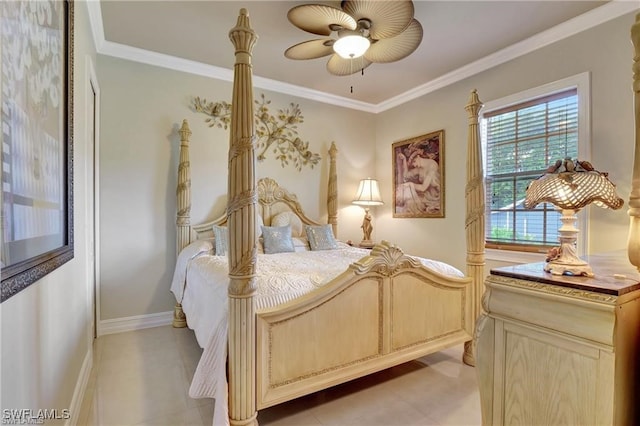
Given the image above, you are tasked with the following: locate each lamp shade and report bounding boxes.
[524,159,623,211]
[353,178,384,206]
[333,33,370,59]
[524,159,623,277]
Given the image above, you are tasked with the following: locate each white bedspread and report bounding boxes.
[170,242,464,426]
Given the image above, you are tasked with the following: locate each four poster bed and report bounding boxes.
[170,9,486,426]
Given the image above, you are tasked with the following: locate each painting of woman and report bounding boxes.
[393,130,445,218]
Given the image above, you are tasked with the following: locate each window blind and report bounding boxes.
[484,89,578,248]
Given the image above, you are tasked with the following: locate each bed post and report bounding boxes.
[328,142,338,237]
[176,119,192,255]
[463,89,485,366]
[173,119,192,328]
[628,14,640,271]
[227,9,259,426]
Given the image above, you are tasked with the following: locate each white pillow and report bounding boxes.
[180,239,213,259]
[257,214,264,238]
[271,211,304,237]
[292,237,310,252]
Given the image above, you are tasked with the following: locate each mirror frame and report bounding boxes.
[1,0,74,302]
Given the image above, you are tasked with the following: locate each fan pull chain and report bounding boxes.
[349,57,354,94]
[351,67,364,93]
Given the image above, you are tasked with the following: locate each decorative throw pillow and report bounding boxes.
[261,225,295,254]
[271,211,304,237]
[305,224,338,251]
[212,225,228,256]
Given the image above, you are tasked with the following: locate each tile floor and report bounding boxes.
[77,325,481,425]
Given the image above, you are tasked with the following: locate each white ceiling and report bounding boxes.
[92,1,637,112]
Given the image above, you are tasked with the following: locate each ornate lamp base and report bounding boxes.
[544,209,594,277]
[544,259,594,277]
[357,207,374,249]
[359,240,374,249]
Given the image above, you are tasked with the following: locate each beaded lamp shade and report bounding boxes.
[524,159,623,277]
[524,160,624,211]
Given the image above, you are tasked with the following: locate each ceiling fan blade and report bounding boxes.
[326,54,372,76]
[365,19,423,63]
[288,4,357,36]
[285,39,335,60]
[342,0,414,40]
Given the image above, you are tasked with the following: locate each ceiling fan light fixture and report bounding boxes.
[284,1,421,76]
[333,34,370,59]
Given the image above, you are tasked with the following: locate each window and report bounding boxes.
[481,73,590,256]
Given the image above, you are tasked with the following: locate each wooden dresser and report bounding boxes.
[475,251,640,425]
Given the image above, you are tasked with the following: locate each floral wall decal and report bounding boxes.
[193,94,321,171]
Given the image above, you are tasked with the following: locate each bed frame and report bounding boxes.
[173,9,486,425]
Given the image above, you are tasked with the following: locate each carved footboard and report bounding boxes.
[256,242,473,409]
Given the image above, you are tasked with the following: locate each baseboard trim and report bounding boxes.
[66,346,93,426]
[99,311,174,335]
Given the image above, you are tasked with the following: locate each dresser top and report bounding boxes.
[490,250,640,296]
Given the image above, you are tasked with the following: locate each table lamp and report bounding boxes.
[352,178,384,248]
[524,158,624,277]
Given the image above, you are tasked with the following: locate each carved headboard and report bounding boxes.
[188,177,326,243]
[174,119,339,253]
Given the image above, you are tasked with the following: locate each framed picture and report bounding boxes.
[392,130,445,218]
[1,1,74,302]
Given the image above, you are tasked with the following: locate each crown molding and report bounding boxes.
[101,39,236,81]
[377,0,639,112]
[96,39,380,113]
[252,78,379,113]
[86,0,105,52]
[87,0,638,114]
[86,1,377,112]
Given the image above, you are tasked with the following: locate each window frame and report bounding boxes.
[481,72,591,264]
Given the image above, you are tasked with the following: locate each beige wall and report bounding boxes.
[97,10,637,318]
[1,3,635,421]
[374,12,637,272]
[96,56,376,320]
[1,2,97,421]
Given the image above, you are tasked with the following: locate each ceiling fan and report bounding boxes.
[284,0,423,76]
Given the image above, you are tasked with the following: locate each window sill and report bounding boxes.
[485,248,548,265]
